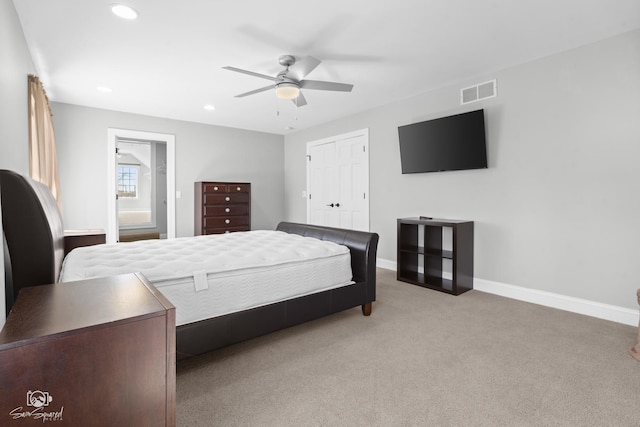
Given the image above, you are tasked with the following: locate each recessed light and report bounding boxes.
[111,4,138,20]
[96,86,113,93]
[204,104,215,111]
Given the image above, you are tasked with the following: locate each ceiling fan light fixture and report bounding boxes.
[275,83,300,100]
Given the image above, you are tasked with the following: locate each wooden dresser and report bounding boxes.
[0,273,176,426]
[195,181,251,235]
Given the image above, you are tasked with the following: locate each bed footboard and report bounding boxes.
[176,222,379,358]
[275,221,379,309]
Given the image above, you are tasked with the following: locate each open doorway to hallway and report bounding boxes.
[107,128,175,243]
[116,139,167,242]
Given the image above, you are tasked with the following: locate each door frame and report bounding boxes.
[107,128,176,243]
[306,128,370,230]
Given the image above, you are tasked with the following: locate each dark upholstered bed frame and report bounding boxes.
[0,169,379,358]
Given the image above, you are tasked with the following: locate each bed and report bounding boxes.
[0,169,379,358]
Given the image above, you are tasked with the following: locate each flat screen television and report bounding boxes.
[398,109,487,174]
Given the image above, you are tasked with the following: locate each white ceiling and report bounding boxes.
[13,0,640,135]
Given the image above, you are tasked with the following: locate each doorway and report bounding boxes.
[306,129,370,231]
[107,129,175,243]
[116,139,166,242]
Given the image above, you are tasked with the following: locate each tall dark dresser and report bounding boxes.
[194,181,251,235]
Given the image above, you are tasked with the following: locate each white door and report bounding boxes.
[307,129,369,231]
[308,142,339,227]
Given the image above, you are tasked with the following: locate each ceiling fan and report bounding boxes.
[222,55,353,107]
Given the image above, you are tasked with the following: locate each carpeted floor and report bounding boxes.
[176,268,640,426]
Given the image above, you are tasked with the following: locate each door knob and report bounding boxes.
[326,203,334,207]
[335,203,340,207]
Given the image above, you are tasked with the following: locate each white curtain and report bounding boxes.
[28,74,62,211]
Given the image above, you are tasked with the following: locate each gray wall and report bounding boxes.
[284,29,640,310]
[51,102,285,237]
[0,0,34,173]
[155,142,168,236]
[0,0,36,327]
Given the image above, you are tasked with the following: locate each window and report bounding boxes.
[117,166,138,198]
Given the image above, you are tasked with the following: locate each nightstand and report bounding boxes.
[0,273,176,426]
[64,229,106,255]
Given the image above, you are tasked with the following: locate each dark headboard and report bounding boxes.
[0,170,65,314]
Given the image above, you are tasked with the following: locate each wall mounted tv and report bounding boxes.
[398,109,487,174]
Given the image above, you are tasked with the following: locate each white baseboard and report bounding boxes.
[377,258,397,271]
[377,258,639,326]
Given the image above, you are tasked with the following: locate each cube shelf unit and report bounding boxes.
[397,217,474,295]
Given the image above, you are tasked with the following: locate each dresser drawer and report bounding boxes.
[202,183,225,193]
[204,193,250,204]
[226,183,250,193]
[204,216,249,228]
[203,183,250,193]
[203,226,250,235]
[204,204,249,217]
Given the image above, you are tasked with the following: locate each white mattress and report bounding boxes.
[59,230,353,326]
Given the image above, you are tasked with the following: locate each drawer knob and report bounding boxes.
[225,196,230,202]
[214,186,219,191]
[236,186,241,191]
[225,208,230,213]
[225,219,230,224]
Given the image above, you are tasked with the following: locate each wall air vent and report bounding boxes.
[460,79,497,105]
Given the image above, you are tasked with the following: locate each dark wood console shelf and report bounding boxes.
[397,217,474,295]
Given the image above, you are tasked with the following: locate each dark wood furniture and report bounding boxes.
[194,181,251,235]
[177,221,379,358]
[1,170,65,316]
[63,229,106,255]
[1,170,379,360]
[0,273,176,426]
[397,217,474,295]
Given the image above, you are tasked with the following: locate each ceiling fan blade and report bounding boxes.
[288,56,321,81]
[222,66,278,82]
[235,84,275,98]
[299,79,353,92]
[292,92,308,107]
